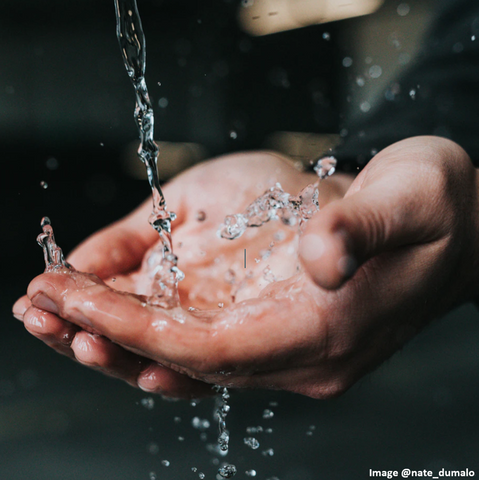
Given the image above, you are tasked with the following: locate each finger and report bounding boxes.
[27,271,326,377]
[70,331,210,397]
[299,137,468,289]
[23,301,170,391]
[70,331,148,387]
[13,295,30,321]
[137,363,213,399]
[23,306,79,358]
[27,271,214,367]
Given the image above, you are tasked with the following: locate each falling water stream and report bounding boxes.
[114,0,183,310]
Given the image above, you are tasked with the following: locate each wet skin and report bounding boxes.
[13,137,479,399]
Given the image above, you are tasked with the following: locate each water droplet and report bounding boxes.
[399,52,411,65]
[314,156,337,180]
[306,430,313,436]
[369,65,382,79]
[218,303,224,308]
[199,473,205,479]
[244,437,260,449]
[46,157,59,170]
[158,81,162,86]
[161,460,170,467]
[360,101,371,113]
[192,467,198,472]
[111,277,116,282]
[356,76,365,87]
[178,436,185,441]
[397,3,410,16]
[218,464,237,478]
[140,397,155,410]
[246,470,257,477]
[190,400,198,407]
[322,32,330,41]
[342,56,353,67]
[40,181,48,189]
[229,130,238,139]
[174,416,182,423]
[269,401,278,407]
[149,472,157,480]
[218,431,230,451]
[472,35,476,41]
[262,448,275,456]
[158,97,168,108]
[100,142,105,147]
[219,214,248,240]
[246,426,263,434]
[192,416,211,430]
[262,409,274,419]
[409,89,416,100]
[263,266,276,283]
[196,210,207,221]
[147,442,159,455]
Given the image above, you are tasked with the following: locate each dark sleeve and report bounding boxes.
[334,0,479,170]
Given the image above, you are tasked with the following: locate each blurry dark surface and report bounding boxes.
[1,0,478,478]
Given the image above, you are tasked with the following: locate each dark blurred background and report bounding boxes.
[1,0,478,478]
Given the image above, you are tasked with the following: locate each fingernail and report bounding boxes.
[300,234,325,261]
[31,293,59,314]
[12,298,28,321]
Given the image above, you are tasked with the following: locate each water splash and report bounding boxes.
[262,409,274,419]
[218,157,337,241]
[114,0,183,308]
[210,387,237,477]
[244,437,260,449]
[37,217,73,272]
[215,387,231,455]
[218,464,237,478]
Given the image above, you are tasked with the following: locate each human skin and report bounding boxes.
[13,136,479,399]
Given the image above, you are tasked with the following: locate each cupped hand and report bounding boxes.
[14,152,350,398]
[16,137,478,399]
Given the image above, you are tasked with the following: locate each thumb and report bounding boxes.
[298,179,445,290]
